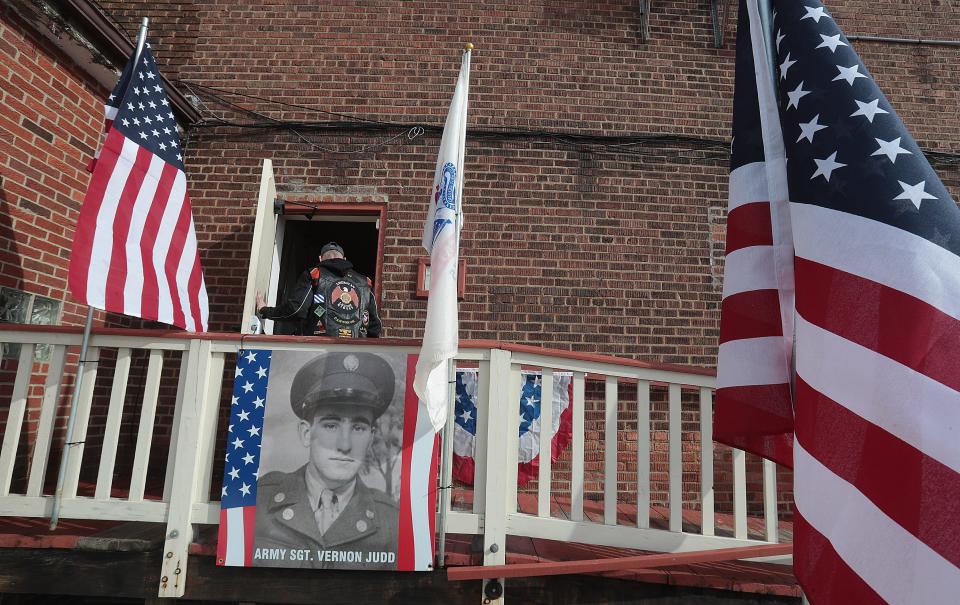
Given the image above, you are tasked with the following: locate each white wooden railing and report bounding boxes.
[0,326,787,599]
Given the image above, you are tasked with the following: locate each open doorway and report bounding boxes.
[239,161,389,336]
[269,215,381,335]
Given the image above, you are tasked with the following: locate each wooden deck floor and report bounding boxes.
[0,486,798,599]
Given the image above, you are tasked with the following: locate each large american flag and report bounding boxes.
[716,1,960,603]
[68,43,208,332]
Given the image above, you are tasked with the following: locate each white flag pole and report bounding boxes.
[50,17,150,531]
[435,41,471,569]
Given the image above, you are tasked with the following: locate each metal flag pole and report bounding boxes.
[437,41,472,569]
[49,17,150,531]
[756,0,778,96]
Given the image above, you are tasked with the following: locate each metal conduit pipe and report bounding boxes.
[847,34,960,47]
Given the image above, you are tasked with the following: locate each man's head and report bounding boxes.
[298,403,374,487]
[290,352,395,488]
[320,241,345,261]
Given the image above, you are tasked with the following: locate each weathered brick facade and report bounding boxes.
[2,0,959,520]
[0,6,105,327]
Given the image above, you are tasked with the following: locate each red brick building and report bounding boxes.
[0,0,958,602]
[5,0,958,354]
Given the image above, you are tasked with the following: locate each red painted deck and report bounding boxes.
[0,487,798,598]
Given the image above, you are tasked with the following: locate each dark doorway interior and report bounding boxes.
[272,219,379,335]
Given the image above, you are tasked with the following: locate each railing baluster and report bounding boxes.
[763,458,778,542]
[440,362,456,519]
[733,448,748,539]
[571,371,585,522]
[63,346,100,499]
[505,363,522,515]
[537,368,553,519]
[27,345,66,497]
[636,379,650,529]
[163,350,192,503]
[604,376,618,525]
[700,387,715,536]
[473,362,490,516]
[668,383,682,532]
[0,344,36,495]
[95,347,132,500]
[130,349,163,501]
[194,352,226,500]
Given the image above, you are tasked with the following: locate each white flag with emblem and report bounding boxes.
[415,47,471,433]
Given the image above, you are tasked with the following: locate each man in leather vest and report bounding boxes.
[256,242,382,337]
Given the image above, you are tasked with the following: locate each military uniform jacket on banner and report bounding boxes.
[253,465,399,569]
[257,258,382,337]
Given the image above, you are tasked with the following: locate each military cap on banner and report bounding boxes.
[290,352,395,421]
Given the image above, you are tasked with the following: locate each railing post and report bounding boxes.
[480,348,513,603]
[157,338,217,598]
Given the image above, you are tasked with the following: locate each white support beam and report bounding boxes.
[0,345,35,495]
[700,387,715,537]
[763,458,779,543]
[570,372,586,523]
[158,339,215,598]
[604,376,618,525]
[636,380,650,529]
[537,369,553,519]
[733,448,748,540]
[130,350,163,501]
[63,346,100,499]
[668,383,682,533]
[27,345,67,497]
[95,347,132,500]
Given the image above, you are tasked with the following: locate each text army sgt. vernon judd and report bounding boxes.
[253,352,399,569]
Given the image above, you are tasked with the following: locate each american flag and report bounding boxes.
[217,348,270,567]
[716,1,960,603]
[452,369,573,486]
[68,43,208,332]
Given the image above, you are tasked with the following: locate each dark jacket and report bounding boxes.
[252,465,399,569]
[258,258,382,337]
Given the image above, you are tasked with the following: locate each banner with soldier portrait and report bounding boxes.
[217,349,439,571]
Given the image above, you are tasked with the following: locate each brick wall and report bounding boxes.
[1,0,958,517]
[94,0,199,81]
[162,0,956,516]
[0,7,105,326]
[58,0,960,356]
[0,7,110,484]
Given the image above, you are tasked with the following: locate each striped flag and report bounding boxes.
[218,350,438,571]
[717,1,960,603]
[217,349,270,567]
[414,47,471,433]
[68,42,208,332]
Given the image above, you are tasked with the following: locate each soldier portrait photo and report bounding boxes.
[252,350,406,570]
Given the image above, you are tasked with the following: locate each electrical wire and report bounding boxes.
[176,80,960,167]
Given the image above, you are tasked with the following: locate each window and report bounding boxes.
[0,287,62,360]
